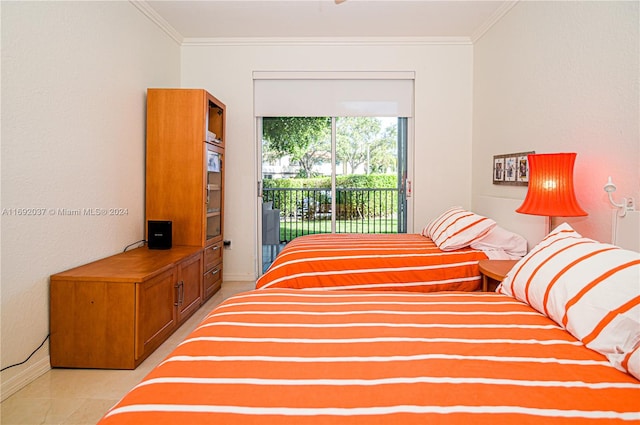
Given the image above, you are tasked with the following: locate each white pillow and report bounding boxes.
[499,222,640,379]
[422,207,496,251]
[470,225,528,259]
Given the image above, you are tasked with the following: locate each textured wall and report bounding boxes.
[1,1,180,398]
[472,1,639,243]
[181,42,475,280]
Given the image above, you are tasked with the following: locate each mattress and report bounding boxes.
[256,233,488,292]
[98,289,640,424]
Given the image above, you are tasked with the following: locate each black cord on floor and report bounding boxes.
[123,239,146,252]
[3,240,148,372]
[1,334,50,372]
[2,240,147,373]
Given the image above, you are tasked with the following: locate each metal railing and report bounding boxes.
[263,187,399,243]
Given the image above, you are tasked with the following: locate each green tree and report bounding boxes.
[369,124,397,173]
[296,136,331,177]
[263,117,331,177]
[336,117,396,175]
[336,117,379,174]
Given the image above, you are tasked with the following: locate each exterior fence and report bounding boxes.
[263,187,399,243]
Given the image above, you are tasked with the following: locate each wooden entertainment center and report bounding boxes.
[50,89,226,369]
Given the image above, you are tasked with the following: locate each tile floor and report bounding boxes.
[0,281,255,425]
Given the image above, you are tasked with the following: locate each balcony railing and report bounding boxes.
[263,187,399,243]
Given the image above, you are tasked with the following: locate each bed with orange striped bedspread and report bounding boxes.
[256,233,488,292]
[98,289,639,425]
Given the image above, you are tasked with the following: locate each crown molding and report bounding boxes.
[131,0,509,47]
[129,0,183,45]
[182,36,473,47]
[471,0,519,43]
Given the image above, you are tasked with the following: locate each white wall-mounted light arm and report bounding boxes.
[604,176,632,217]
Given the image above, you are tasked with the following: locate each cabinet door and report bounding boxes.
[176,252,203,324]
[135,268,177,361]
[51,280,136,369]
[205,143,224,244]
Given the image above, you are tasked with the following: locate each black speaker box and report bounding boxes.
[148,220,172,250]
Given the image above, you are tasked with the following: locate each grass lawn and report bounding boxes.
[280,218,399,241]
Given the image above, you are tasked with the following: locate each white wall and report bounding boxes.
[6,0,634,402]
[181,41,474,280]
[472,1,639,244]
[0,1,180,399]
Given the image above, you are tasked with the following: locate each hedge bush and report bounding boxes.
[263,174,398,219]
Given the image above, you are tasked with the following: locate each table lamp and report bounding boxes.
[516,152,587,234]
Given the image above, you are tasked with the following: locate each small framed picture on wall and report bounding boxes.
[517,155,530,183]
[492,151,534,186]
[493,157,505,182]
[505,157,517,182]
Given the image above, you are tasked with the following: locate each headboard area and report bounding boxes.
[472,195,546,251]
[613,210,640,252]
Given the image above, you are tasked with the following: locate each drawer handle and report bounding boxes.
[210,246,219,251]
[174,281,184,306]
[210,268,220,276]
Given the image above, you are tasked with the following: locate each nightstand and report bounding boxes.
[478,259,519,292]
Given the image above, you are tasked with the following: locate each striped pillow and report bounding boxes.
[422,207,496,251]
[499,223,640,379]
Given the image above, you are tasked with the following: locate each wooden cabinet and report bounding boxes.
[50,246,203,369]
[146,88,225,301]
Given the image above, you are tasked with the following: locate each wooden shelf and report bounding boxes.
[146,88,225,303]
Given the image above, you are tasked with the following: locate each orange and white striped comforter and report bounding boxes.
[256,233,488,292]
[98,289,640,425]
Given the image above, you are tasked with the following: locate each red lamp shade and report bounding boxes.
[516,153,587,217]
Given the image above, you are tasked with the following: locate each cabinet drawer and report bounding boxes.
[203,264,223,301]
[204,242,223,271]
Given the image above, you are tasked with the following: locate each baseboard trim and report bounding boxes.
[223,272,256,282]
[1,357,51,402]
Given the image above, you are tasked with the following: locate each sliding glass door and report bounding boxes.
[259,116,408,272]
